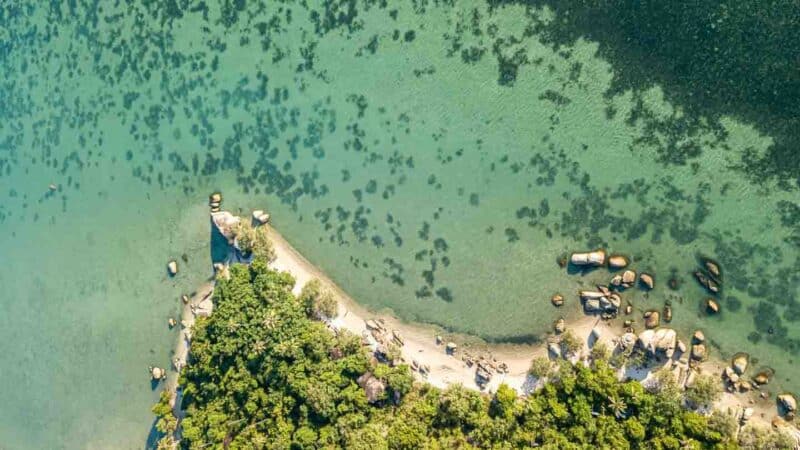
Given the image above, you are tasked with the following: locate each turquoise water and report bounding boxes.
[0,1,798,448]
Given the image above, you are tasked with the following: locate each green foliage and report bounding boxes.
[590,341,611,363]
[685,374,722,409]
[560,329,583,356]
[298,278,338,320]
[528,356,552,379]
[166,260,782,449]
[233,221,275,262]
[738,425,797,450]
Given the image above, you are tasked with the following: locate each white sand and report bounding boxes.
[166,220,788,435]
[268,225,618,394]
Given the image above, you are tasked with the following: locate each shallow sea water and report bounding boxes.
[0,1,798,448]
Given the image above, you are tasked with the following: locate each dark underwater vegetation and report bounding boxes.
[0,1,797,448]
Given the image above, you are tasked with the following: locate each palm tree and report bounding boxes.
[608,396,628,419]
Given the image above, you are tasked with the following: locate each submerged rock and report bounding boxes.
[608,255,629,269]
[554,318,566,334]
[754,371,771,385]
[570,249,606,266]
[610,274,623,287]
[644,310,660,329]
[209,192,222,205]
[639,273,655,290]
[167,260,178,276]
[663,305,672,323]
[703,258,722,278]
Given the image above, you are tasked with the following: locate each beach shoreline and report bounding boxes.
[168,216,793,436]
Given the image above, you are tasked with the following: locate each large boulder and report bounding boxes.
[167,260,178,276]
[570,250,606,266]
[583,298,602,313]
[644,310,660,329]
[619,332,637,351]
[638,328,677,359]
[608,255,629,269]
[211,211,241,241]
[357,373,386,403]
[731,353,749,375]
[691,344,707,361]
[622,270,636,285]
[639,273,655,290]
[778,394,797,413]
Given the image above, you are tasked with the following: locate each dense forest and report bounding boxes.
[153,255,794,449]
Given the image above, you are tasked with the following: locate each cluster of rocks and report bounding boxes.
[693,257,722,296]
[149,366,166,381]
[209,192,222,213]
[580,289,622,317]
[464,353,508,387]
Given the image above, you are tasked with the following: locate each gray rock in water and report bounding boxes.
[608,255,629,269]
[639,273,655,290]
[570,249,606,266]
[167,260,178,276]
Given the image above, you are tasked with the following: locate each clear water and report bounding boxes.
[0,1,797,448]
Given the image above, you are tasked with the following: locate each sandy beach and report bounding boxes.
[168,219,793,436]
